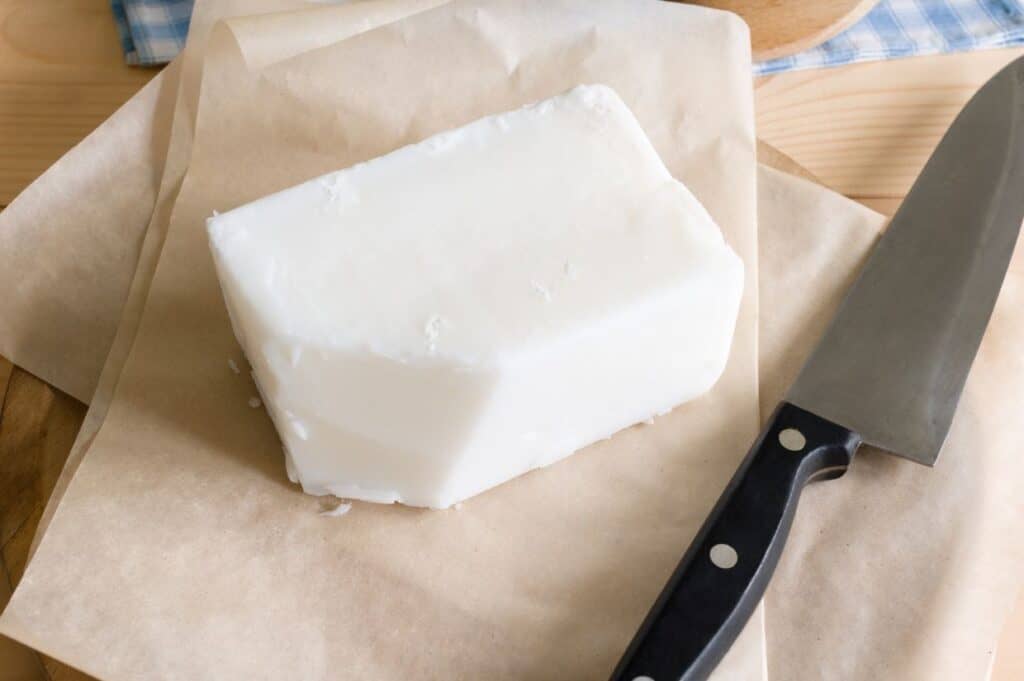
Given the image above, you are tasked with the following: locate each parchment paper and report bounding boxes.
[27,0,455,564]
[0,2,1020,679]
[2,2,766,679]
[11,0,354,560]
[757,166,1024,680]
[0,58,179,403]
[0,2,454,409]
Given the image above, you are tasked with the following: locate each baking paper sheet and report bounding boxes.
[2,1,764,678]
[0,2,1020,679]
[0,59,178,403]
[27,0,452,564]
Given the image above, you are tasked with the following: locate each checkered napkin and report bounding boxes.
[756,0,1024,75]
[112,0,193,66]
[111,0,1024,71]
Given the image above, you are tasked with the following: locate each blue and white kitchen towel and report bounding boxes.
[113,0,1024,70]
[112,0,192,66]
[756,0,1024,74]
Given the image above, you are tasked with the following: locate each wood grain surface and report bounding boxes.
[0,3,1022,679]
[756,140,819,182]
[755,47,1024,198]
[692,0,879,60]
[0,357,90,680]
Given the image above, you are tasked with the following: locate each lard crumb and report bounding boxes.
[227,358,241,374]
[321,175,359,208]
[248,396,262,409]
[563,261,578,280]
[424,314,447,352]
[531,281,552,302]
[453,502,464,511]
[643,417,655,425]
[320,502,352,518]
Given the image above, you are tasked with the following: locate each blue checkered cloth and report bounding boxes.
[112,0,1024,70]
[756,0,1024,74]
[112,0,192,66]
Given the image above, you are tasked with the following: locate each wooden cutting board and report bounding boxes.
[687,0,880,60]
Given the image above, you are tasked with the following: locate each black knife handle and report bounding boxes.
[609,402,861,681]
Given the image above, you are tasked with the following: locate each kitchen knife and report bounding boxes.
[610,54,1024,681]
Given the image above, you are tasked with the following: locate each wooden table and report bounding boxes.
[1,1,1022,678]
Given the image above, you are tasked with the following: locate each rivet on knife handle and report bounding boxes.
[608,403,861,681]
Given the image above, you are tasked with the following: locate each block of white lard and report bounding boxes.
[207,84,743,509]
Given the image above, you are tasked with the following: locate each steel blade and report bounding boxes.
[787,55,1024,465]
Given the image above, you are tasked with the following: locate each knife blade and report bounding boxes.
[610,54,1024,681]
